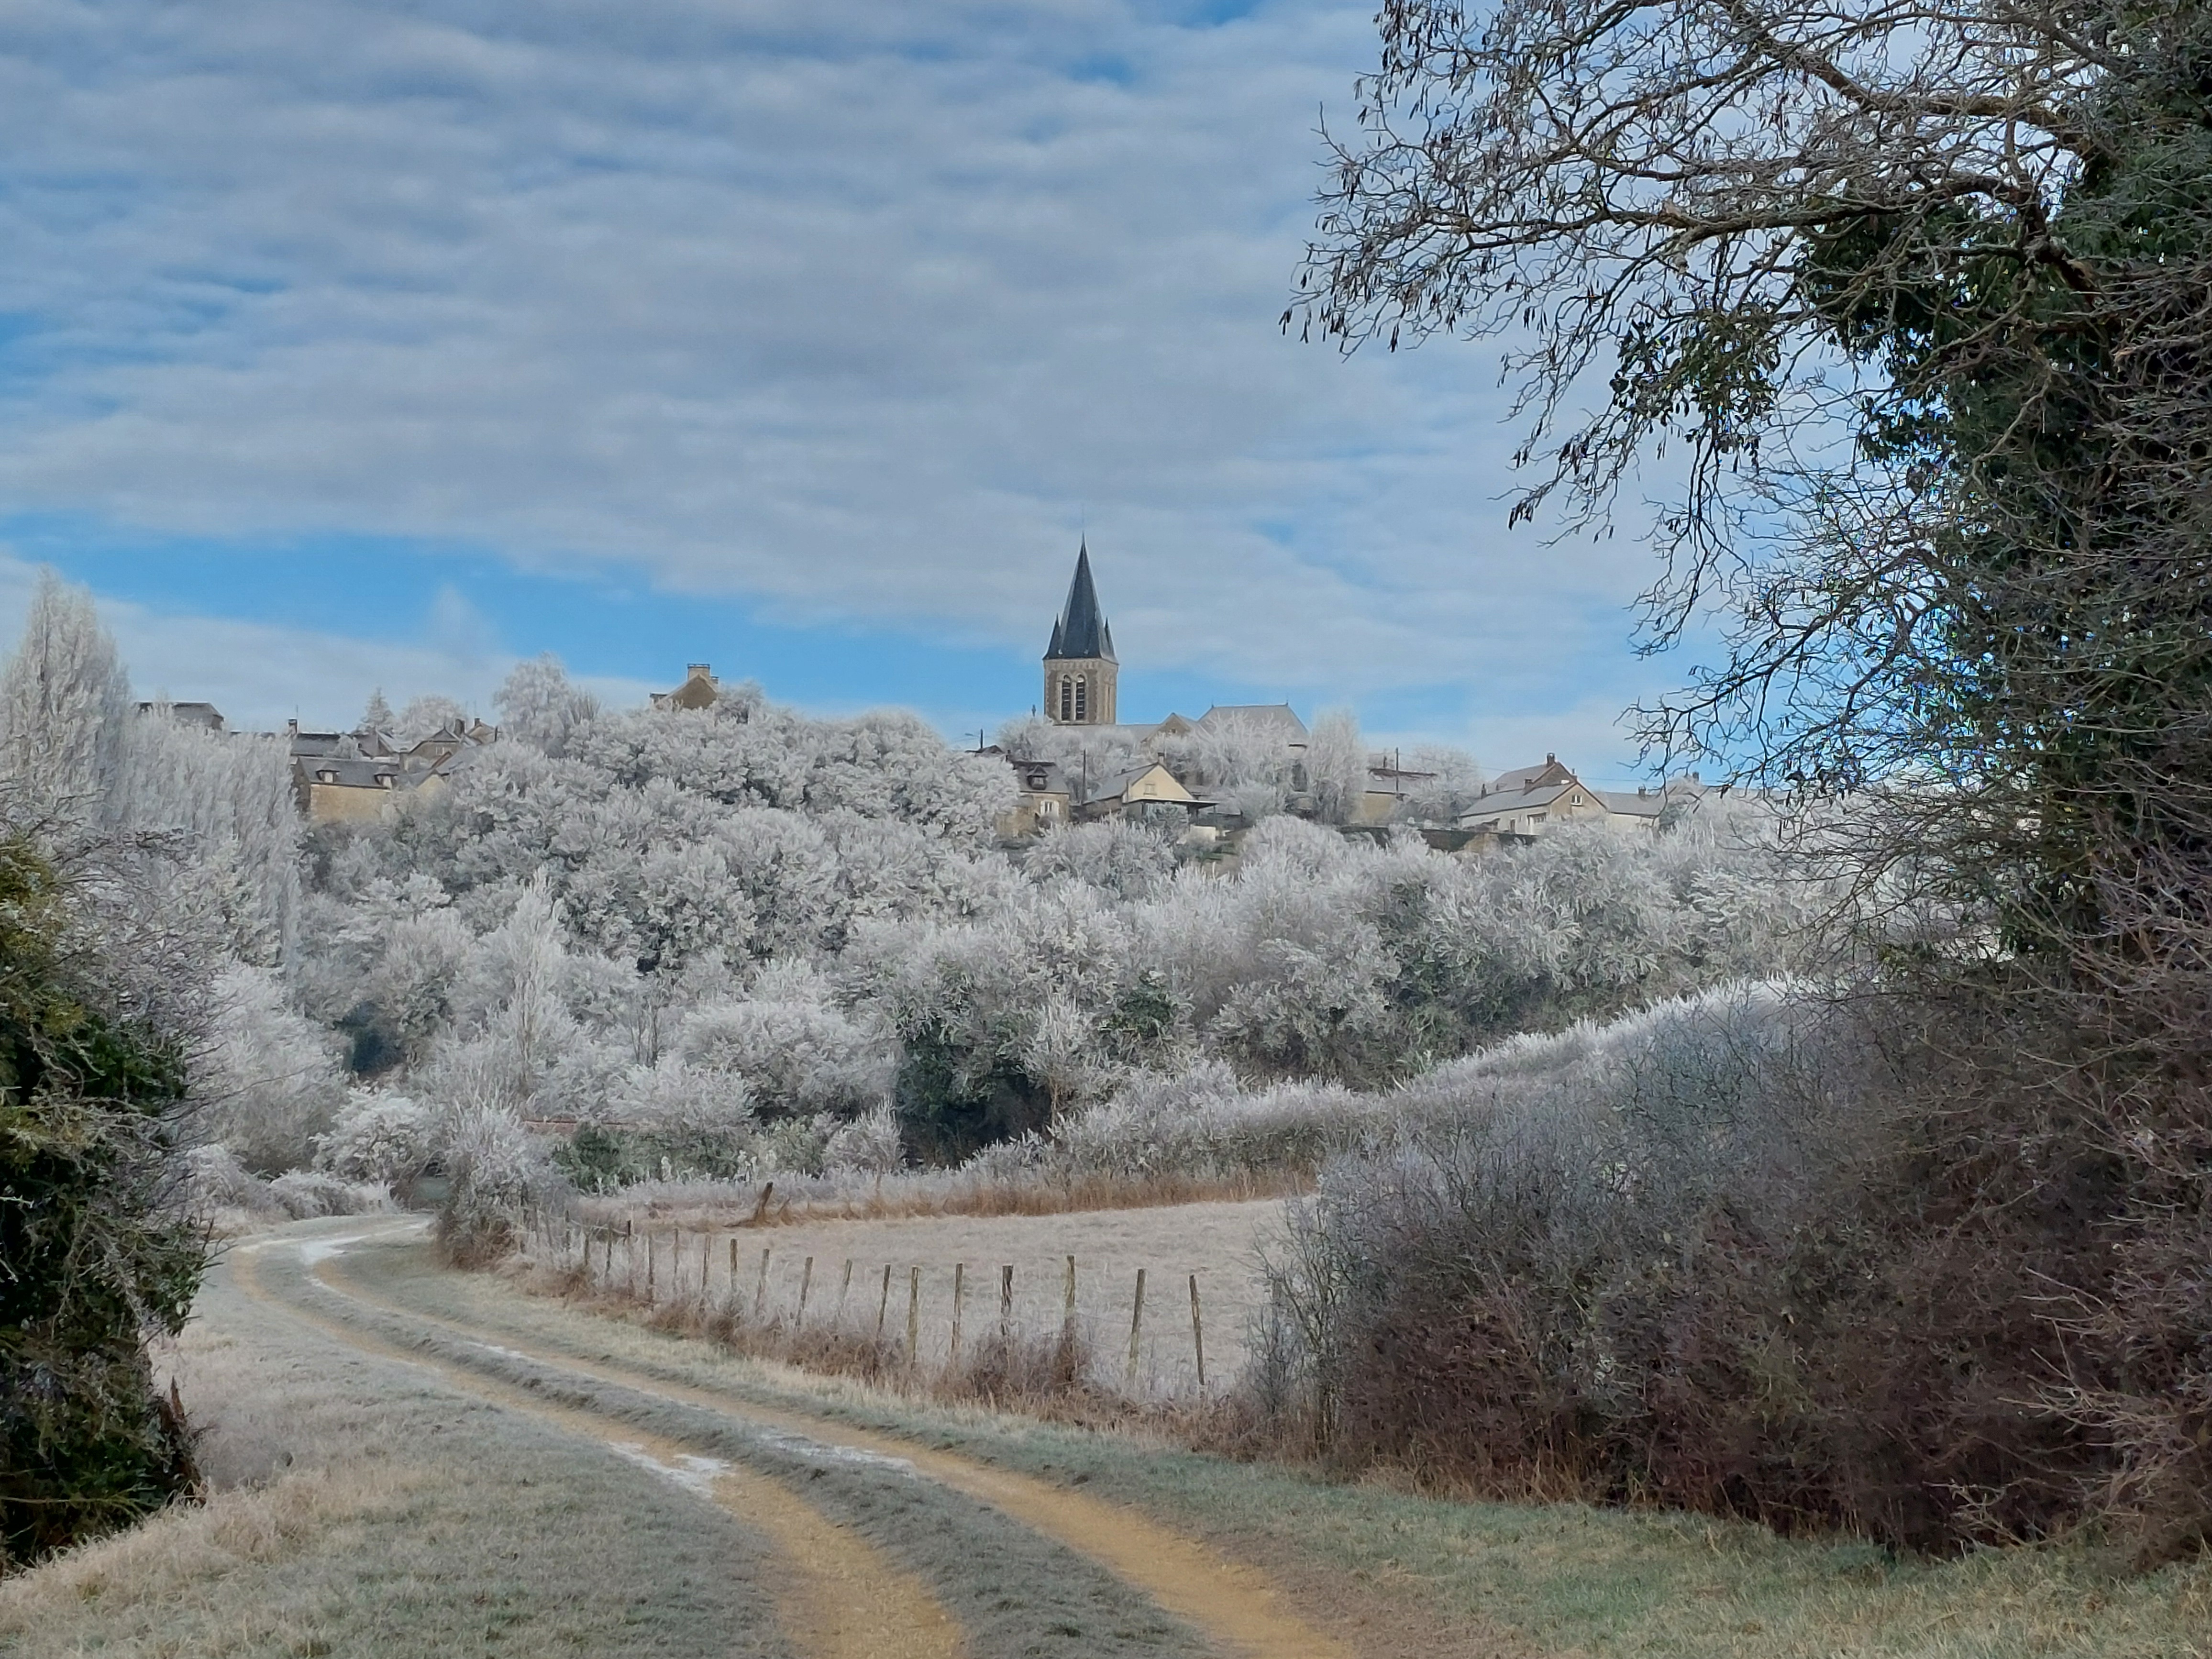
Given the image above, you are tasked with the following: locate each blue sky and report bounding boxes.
[0,0,1679,781]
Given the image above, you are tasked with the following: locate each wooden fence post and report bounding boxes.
[950,1263,965,1361]
[1063,1255,1077,1336]
[906,1266,921,1365]
[838,1259,854,1325]
[700,1235,710,1301]
[797,1257,814,1323]
[673,1228,684,1297]
[754,1248,771,1321]
[876,1264,892,1339]
[729,1237,739,1301]
[647,1230,657,1300]
[624,1220,634,1293]
[1190,1273,1206,1395]
[1000,1265,1014,1343]
[1126,1268,1146,1389]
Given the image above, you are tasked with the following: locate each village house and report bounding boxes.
[1454,755,1699,840]
[288,715,497,825]
[650,663,724,711]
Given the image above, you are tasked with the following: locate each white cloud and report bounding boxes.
[0,553,656,730]
[0,0,1671,730]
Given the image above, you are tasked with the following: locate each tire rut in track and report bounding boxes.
[232,1239,965,1659]
[315,1228,1355,1659]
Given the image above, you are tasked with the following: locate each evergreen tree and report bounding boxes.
[0,839,201,1567]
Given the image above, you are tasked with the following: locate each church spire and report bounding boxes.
[1045,538,1116,664]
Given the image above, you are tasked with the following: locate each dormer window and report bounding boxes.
[316,768,336,783]
[1028,773,1048,790]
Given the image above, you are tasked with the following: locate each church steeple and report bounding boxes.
[1045,539,1116,663]
[1042,540,1118,725]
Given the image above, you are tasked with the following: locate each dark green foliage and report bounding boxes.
[0,840,203,1569]
[549,1119,756,1190]
[892,1022,1046,1165]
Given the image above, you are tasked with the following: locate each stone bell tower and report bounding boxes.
[1043,540,1117,725]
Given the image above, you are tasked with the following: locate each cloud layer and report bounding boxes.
[0,0,1674,764]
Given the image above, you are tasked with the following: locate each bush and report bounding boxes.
[313,1089,433,1190]
[0,841,204,1567]
[434,1107,560,1266]
[1248,980,2212,1557]
[265,1170,392,1220]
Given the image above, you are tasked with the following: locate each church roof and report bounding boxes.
[1045,541,1116,663]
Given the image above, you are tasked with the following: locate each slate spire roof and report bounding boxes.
[1045,539,1116,662]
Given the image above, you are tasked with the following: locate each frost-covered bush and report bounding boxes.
[434,1107,559,1266]
[265,1170,392,1220]
[314,1090,433,1188]
[1248,983,1910,1529]
[1023,820,1177,900]
[824,1105,904,1176]
[179,1144,278,1220]
[191,964,351,1173]
[677,980,891,1119]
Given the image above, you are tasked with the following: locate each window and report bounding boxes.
[1058,676,1073,721]
[1074,677,1087,721]
[1028,773,1048,790]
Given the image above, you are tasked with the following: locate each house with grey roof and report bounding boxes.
[1455,754,1698,841]
[288,715,496,824]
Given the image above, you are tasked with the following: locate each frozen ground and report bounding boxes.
[571,1198,1284,1390]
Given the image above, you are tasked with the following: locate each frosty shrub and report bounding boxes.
[676,986,891,1119]
[313,1090,433,1189]
[434,1107,559,1266]
[823,1105,904,1176]
[1023,819,1177,900]
[1244,984,2014,1541]
[265,1169,392,1220]
[178,1143,278,1220]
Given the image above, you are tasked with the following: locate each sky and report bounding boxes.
[0,0,1682,782]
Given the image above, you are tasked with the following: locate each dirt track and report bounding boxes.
[237,1221,1351,1659]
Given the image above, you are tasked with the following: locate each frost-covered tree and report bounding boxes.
[0,570,132,827]
[360,688,394,730]
[1305,709,1368,824]
[495,654,599,757]
[192,964,351,1173]
[397,694,468,739]
[1396,745,1485,824]
[120,716,301,964]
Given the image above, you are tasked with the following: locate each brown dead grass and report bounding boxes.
[541,1194,1279,1387]
[0,1461,430,1642]
[611,1167,1307,1231]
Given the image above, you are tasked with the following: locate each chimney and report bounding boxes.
[1546,752,1556,764]
[687,663,714,683]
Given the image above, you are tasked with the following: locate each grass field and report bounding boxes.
[8,1215,2211,1659]
[551,1196,1279,1387]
